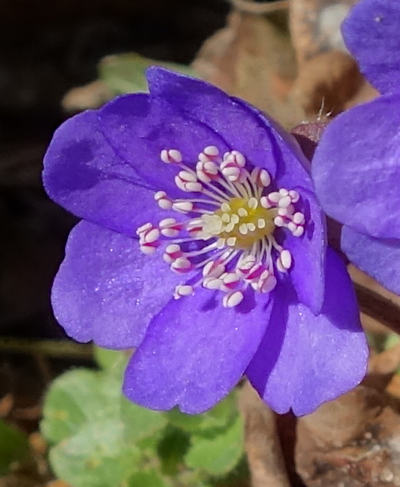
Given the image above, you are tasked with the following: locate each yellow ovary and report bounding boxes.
[201,197,277,249]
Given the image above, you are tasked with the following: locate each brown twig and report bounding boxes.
[355,284,400,335]
[232,0,289,15]
[238,382,291,487]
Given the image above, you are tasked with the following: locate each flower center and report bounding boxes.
[202,197,277,250]
[136,146,305,308]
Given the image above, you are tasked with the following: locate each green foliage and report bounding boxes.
[128,470,167,487]
[0,420,29,475]
[99,53,198,95]
[166,393,237,435]
[41,347,245,487]
[185,416,244,476]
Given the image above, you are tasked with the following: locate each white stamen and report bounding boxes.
[268,192,281,203]
[140,244,157,255]
[173,201,194,213]
[293,212,305,224]
[216,238,226,249]
[171,257,192,273]
[278,196,291,208]
[141,144,307,306]
[248,197,258,209]
[174,285,194,299]
[237,255,256,274]
[221,272,240,291]
[160,149,182,164]
[223,291,244,308]
[143,228,160,243]
[203,261,225,278]
[203,277,222,289]
[280,249,292,270]
[251,168,271,187]
[227,237,237,247]
[204,146,219,157]
[292,226,304,237]
[154,191,173,210]
[159,218,181,237]
[196,160,219,183]
[259,275,277,293]
[136,222,152,235]
[239,224,248,235]
[260,196,271,208]
[221,203,231,212]
[222,166,241,182]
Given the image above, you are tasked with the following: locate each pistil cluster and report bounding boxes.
[137,146,305,307]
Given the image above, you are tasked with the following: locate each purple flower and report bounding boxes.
[43,67,367,415]
[312,0,400,295]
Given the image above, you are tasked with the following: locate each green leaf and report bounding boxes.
[50,420,141,487]
[157,426,190,476]
[128,470,168,487]
[184,416,244,476]
[384,333,400,350]
[42,365,169,487]
[165,393,237,435]
[121,396,167,443]
[0,420,29,475]
[94,346,128,373]
[99,53,198,95]
[41,368,121,443]
[41,369,100,443]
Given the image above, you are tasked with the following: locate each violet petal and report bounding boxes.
[312,93,400,239]
[51,221,183,349]
[43,108,175,235]
[342,0,400,94]
[147,66,303,178]
[246,248,368,416]
[342,225,400,295]
[123,288,272,413]
[97,92,229,196]
[284,187,326,314]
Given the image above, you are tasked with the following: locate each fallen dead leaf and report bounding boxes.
[193,7,304,128]
[296,386,400,486]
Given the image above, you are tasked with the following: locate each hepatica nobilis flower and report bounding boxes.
[313,0,400,295]
[43,67,367,415]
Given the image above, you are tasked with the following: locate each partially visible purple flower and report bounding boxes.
[43,67,367,415]
[312,0,400,295]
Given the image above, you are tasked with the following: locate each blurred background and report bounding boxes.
[2,1,400,486]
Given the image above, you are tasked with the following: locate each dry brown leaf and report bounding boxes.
[289,0,356,65]
[296,386,400,486]
[290,50,362,116]
[62,80,112,113]
[369,344,400,376]
[193,8,304,128]
[289,0,378,116]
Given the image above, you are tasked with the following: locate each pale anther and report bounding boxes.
[160,149,182,164]
[248,197,258,209]
[223,291,244,308]
[174,285,194,299]
[172,201,193,213]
